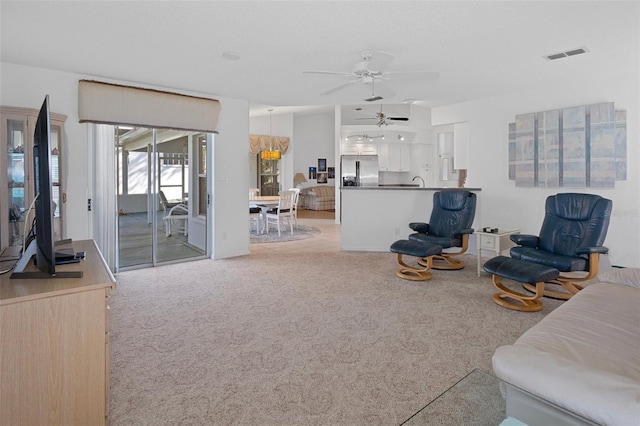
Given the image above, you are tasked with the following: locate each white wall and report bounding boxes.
[1,62,251,260]
[292,112,335,191]
[432,71,640,267]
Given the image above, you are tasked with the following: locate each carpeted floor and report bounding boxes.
[250,225,320,244]
[109,251,563,425]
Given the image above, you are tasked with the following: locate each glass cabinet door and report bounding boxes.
[50,123,63,242]
[6,118,27,246]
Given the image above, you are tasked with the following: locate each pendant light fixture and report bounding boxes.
[261,109,281,160]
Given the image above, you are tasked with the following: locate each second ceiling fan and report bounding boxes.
[356,105,409,127]
[303,50,439,102]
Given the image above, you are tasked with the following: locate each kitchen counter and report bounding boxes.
[342,186,482,190]
[340,186,482,251]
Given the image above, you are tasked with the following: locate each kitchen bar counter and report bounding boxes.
[340,186,482,251]
[342,186,482,190]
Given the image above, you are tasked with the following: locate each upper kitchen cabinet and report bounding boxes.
[411,144,436,186]
[378,143,411,172]
[453,122,469,170]
[0,106,67,249]
[341,142,378,156]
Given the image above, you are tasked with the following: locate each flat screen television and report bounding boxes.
[11,95,82,279]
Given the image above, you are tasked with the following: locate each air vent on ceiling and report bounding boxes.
[544,47,589,61]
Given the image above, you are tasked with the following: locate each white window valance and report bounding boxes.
[78,80,221,133]
[249,135,289,155]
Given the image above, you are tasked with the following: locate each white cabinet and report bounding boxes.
[411,144,436,186]
[378,143,410,172]
[378,144,390,170]
[453,122,469,170]
[397,144,411,172]
[0,106,67,248]
[342,143,377,156]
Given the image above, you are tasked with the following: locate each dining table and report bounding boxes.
[249,195,280,234]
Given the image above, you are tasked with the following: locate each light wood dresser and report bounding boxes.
[1,239,115,425]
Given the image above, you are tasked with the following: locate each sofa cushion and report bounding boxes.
[307,186,334,198]
[492,282,640,425]
[304,186,335,210]
[597,268,640,289]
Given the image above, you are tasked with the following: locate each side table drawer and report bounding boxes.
[480,235,496,249]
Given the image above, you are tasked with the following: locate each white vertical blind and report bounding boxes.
[90,124,117,270]
[78,80,221,133]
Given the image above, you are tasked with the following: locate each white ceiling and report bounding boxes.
[1,1,638,117]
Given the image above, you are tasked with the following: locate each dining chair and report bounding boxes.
[289,187,301,227]
[265,190,297,236]
[249,188,260,200]
[249,206,263,233]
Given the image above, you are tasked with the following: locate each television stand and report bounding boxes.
[1,239,115,425]
[9,270,83,279]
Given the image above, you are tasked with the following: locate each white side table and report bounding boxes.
[476,229,520,276]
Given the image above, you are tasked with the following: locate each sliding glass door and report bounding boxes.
[116,127,209,269]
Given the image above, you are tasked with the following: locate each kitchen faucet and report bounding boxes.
[412,176,425,187]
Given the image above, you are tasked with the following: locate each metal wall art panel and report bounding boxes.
[508,102,626,188]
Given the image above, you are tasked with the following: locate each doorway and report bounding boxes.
[116,127,209,269]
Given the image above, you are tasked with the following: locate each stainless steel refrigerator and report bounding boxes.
[341,155,379,187]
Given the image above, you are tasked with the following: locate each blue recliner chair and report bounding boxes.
[510,192,612,299]
[408,190,477,270]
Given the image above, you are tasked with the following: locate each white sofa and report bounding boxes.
[492,268,640,426]
[301,185,335,211]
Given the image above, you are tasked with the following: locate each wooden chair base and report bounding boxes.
[396,253,433,281]
[522,280,584,301]
[418,254,465,270]
[492,275,545,312]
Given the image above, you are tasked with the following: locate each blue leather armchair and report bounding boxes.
[408,190,476,270]
[510,193,612,299]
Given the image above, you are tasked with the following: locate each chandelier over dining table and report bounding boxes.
[261,109,281,160]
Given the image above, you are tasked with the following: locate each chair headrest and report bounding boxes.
[435,190,474,211]
[547,193,611,221]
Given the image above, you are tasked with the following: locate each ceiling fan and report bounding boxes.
[303,50,439,102]
[356,105,409,127]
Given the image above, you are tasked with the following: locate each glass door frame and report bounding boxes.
[115,128,211,271]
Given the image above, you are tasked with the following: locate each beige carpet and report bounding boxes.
[109,250,563,425]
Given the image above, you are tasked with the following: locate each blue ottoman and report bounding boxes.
[483,256,560,312]
[390,240,443,281]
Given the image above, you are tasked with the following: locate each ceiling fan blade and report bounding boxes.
[365,51,395,71]
[364,94,383,102]
[387,117,409,121]
[381,71,440,80]
[321,79,359,95]
[303,70,354,77]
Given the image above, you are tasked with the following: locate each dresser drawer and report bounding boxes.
[480,235,496,249]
